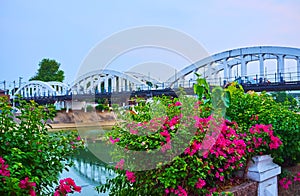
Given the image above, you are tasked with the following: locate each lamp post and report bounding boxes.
[19,77,23,88]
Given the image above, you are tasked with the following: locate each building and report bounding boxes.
[0,89,10,100]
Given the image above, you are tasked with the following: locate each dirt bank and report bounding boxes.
[49,111,117,130]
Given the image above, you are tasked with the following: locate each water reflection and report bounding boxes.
[60,148,115,195]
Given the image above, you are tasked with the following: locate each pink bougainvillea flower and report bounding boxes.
[130,129,138,135]
[109,136,120,144]
[125,170,136,183]
[160,130,171,142]
[176,185,187,196]
[195,178,206,189]
[174,101,182,106]
[55,178,81,195]
[0,157,10,177]
[19,177,36,189]
[115,159,125,170]
[76,136,81,141]
[294,172,300,182]
[161,141,172,153]
[279,177,292,190]
[73,185,82,192]
[269,135,282,150]
[29,189,36,196]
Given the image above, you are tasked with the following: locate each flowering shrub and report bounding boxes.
[278,171,300,191]
[226,84,300,166]
[19,177,37,196]
[279,177,292,190]
[97,78,282,195]
[0,97,84,195]
[54,178,82,196]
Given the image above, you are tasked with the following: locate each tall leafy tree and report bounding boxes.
[30,58,65,82]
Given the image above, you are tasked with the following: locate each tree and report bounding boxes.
[30,58,65,82]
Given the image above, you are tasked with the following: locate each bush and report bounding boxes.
[86,104,94,112]
[96,103,110,111]
[226,84,300,166]
[96,104,105,111]
[0,97,84,195]
[97,78,282,195]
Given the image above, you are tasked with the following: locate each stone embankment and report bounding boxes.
[49,111,117,130]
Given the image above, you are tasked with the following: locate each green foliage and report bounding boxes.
[96,104,109,111]
[30,58,65,82]
[226,84,300,166]
[0,97,84,195]
[86,104,94,112]
[271,91,299,112]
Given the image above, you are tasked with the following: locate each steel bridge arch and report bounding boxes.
[166,46,300,87]
[14,80,58,97]
[70,69,146,94]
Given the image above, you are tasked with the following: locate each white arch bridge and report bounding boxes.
[14,46,300,99]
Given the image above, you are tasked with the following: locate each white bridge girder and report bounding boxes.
[14,81,68,98]
[70,69,149,94]
[166,46,300,87]
[15,46,300,97]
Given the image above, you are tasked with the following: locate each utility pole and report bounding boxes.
[19,77,23,88]
[13,80,16,95]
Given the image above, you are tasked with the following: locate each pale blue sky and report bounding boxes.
[1,0,300,87]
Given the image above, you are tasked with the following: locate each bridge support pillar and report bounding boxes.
[125,79,128,91]
[297,57,300,81]
[66,101,72,113]
[259,54,264,79]
[111,77,115,92]
[277,55,284,82]
[90,77,94,94]
[116,77,120,92]
[120,78,124,92]
[241,55,247,78]
[104,76,109,93]
[223,60,229,83]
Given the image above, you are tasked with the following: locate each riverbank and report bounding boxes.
[49,111,117,131]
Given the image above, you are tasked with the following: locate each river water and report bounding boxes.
[60,148,114,196]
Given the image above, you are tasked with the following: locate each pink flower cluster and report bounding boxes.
[125,170,136,183]
[127,117,167,135]
[19,177,36,196]
[184,140,202,156]
[159,115,181,152]
[54,178,81,196]
[160,130,171,142]
[0,157,10,177]
[249,124,282,151]
[115,159,125,170]
[109,136,120,144]
[165,185,187,196]
[195,178,206,189]
[294,172,300,182]
[185,117,248,179]
[278,172,300,191]
[168,101,182,107]
[279,177,292,190]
